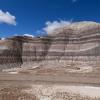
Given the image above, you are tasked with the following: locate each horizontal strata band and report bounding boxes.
[0,23,100,70]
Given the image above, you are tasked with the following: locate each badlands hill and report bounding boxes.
[0,21,100,72]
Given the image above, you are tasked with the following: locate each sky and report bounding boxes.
[0,0,100,38]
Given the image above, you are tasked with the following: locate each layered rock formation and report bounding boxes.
[0,21,100,72]
[0,37,22,70]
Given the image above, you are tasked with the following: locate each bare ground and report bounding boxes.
[1,68,100,100]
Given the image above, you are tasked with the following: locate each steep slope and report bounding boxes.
[0,37,22,70]
[0,21,100,73]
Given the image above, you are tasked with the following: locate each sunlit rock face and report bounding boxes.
[21,36,52,68]
[0,21,100,71]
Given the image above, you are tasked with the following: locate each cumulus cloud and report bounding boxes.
[43,20,72,34]
[1,37,5,40]
[0,10,16,25]
[23,34,34,38]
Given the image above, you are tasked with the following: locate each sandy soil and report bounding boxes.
[0,83,100,100]
[0,69,100,100]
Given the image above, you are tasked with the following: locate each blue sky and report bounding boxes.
[0,0,100,38]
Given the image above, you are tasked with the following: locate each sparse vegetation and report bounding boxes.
[0,87,37,100]
[0,85,100,100]
[53,92,100,100]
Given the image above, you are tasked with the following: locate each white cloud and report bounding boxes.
[1,37,5,40]
[43,20,72,34]
[0,10,16,25]
[23,34,34,38]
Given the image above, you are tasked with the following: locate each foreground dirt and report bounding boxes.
[0,84,100,100]
[0,71,100,100]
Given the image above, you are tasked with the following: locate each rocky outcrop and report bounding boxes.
[0,21,100,71]
[0,37,22,70]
